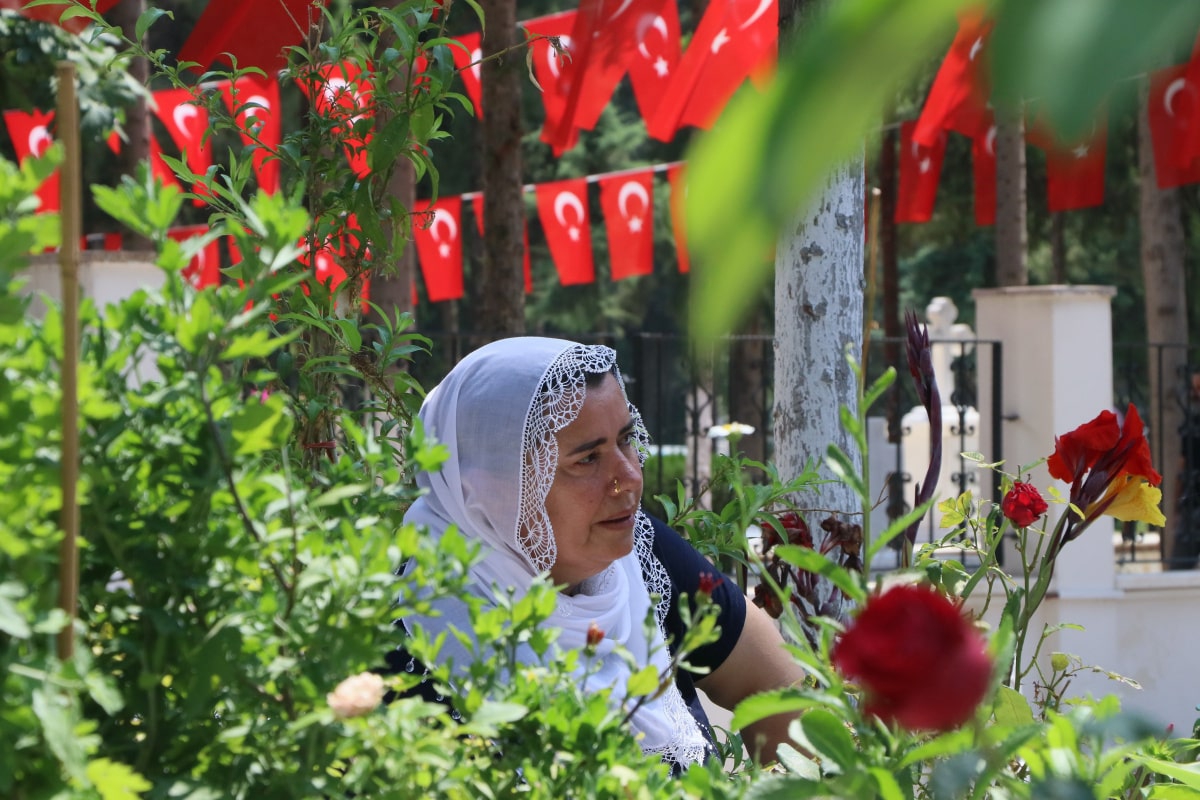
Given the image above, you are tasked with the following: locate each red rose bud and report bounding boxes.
[585,622,604,649]
[697,572,724,597]
[831,584,992,732]
[1002,481,1049,528]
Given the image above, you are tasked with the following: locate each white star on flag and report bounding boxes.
[628,217,643,233]
[569,226,580,241]
[654,57,669,77]
[439,243,451,258]
[1073,144,1089,159]
[711,28,730,54]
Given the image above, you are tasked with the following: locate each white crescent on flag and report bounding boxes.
[173,104,199,139]
[28,125,52,157]
[1165,77,1188,117]
[607,0,634,22]
[617,180,649,218]
[470,48,482,82]
[636,14,669,60]
[323,77,350,106]
[554,191,585,226]
[711,28,730,54]
[739,0,772,30]
[985,125,997,157]
[430,208,459,243]
[243,94,272,119]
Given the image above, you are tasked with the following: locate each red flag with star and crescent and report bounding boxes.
[912,6,993,147]
[625,1,682,129]
[470,194,533,294]
[972,121,997,226]
[297,61,374,179]
[167,225,221,289]
[667,163,689,274]
[536,178,594,285]
[452,31,484,118]
[646,0,777,141]
[598,169,655,280]
[1027,112,1108,212]
[154,86,213,205]
[220,74,282,195]
[1147,63,1200,189]
[412,196,465,302]
[524,10,583,154]
[3,108,60,214]
[896,120,946,223]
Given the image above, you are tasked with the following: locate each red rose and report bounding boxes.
[1001,481,1049,528]
[777,510,813,548]
[697,572,724,597]
[831,584,991,732]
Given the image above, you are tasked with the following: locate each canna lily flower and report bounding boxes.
[1047,404,1164,549]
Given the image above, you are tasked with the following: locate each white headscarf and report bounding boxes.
[402,337,710,766]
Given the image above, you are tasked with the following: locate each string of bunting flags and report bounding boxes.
[412,162,688,303]
[8,0,1200,301]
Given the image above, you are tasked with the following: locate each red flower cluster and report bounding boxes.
[1001,481,1049,528]
[831,584,992,732]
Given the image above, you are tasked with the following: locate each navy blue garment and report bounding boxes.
[381,514,746,751]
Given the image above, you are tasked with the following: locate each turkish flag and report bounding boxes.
[412,197,465,302]
[646,0,777,141]
[154,86,212,205]
[179,0,329,74]
[104,130,181,193]
[220,74,282,195]
[0,0,121,34]
[625,1,682,131]
[298,61,373,179]
[598,170,654,280]
[667,163,689,273]
[523,10,581,154]
[1028,113,1107,212]
[470,193,533,294]
[1147,64,1200,189]
[896,120,946,224]
[912,6,993,147]
[3,108,59,213]
[536,178,594,285]
[167,224,221,289]
[972,123,996,226]
[452,31,483,118]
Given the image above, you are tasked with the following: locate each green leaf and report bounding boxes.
[993,685,1035,726]
[731,688,823,730]
[134,6,170,42]
[87,757,152,800]
[775,545,867,605]
[869,767,907,800]
[799,708,857,771]
[229,396,292,456]
[312,484,369,508]
[0,594,31,638]
[219,327,301,361]
[626,665,659,697]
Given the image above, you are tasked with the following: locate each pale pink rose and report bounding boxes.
[327,672,386,719]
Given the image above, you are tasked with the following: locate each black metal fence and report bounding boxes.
[410,331,1004,564]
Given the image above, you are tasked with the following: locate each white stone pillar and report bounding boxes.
[973,285,1119,596]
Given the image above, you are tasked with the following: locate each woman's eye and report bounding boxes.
[577,452,599,465]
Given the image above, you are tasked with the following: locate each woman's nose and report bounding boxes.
[616,449,642,489]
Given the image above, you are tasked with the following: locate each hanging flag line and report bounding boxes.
[456,159,685,201]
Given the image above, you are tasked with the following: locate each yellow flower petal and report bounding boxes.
[1102,478,1166,526]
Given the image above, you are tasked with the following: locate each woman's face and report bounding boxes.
[544,373,644,591]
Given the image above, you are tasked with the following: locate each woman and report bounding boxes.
[392,337,801,766]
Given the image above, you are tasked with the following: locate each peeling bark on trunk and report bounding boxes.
[1138,83,1192,568]
[774,161,866,525]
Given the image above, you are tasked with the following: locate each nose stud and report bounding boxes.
[611,479,621,496]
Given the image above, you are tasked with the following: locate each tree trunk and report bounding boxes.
[1138,82,1192,569]
[476,0,525,336]
[110,0,151,251]
[774,161,866,524]
[994,113,1027,287]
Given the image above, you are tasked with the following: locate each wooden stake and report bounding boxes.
[56,62,82,662]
